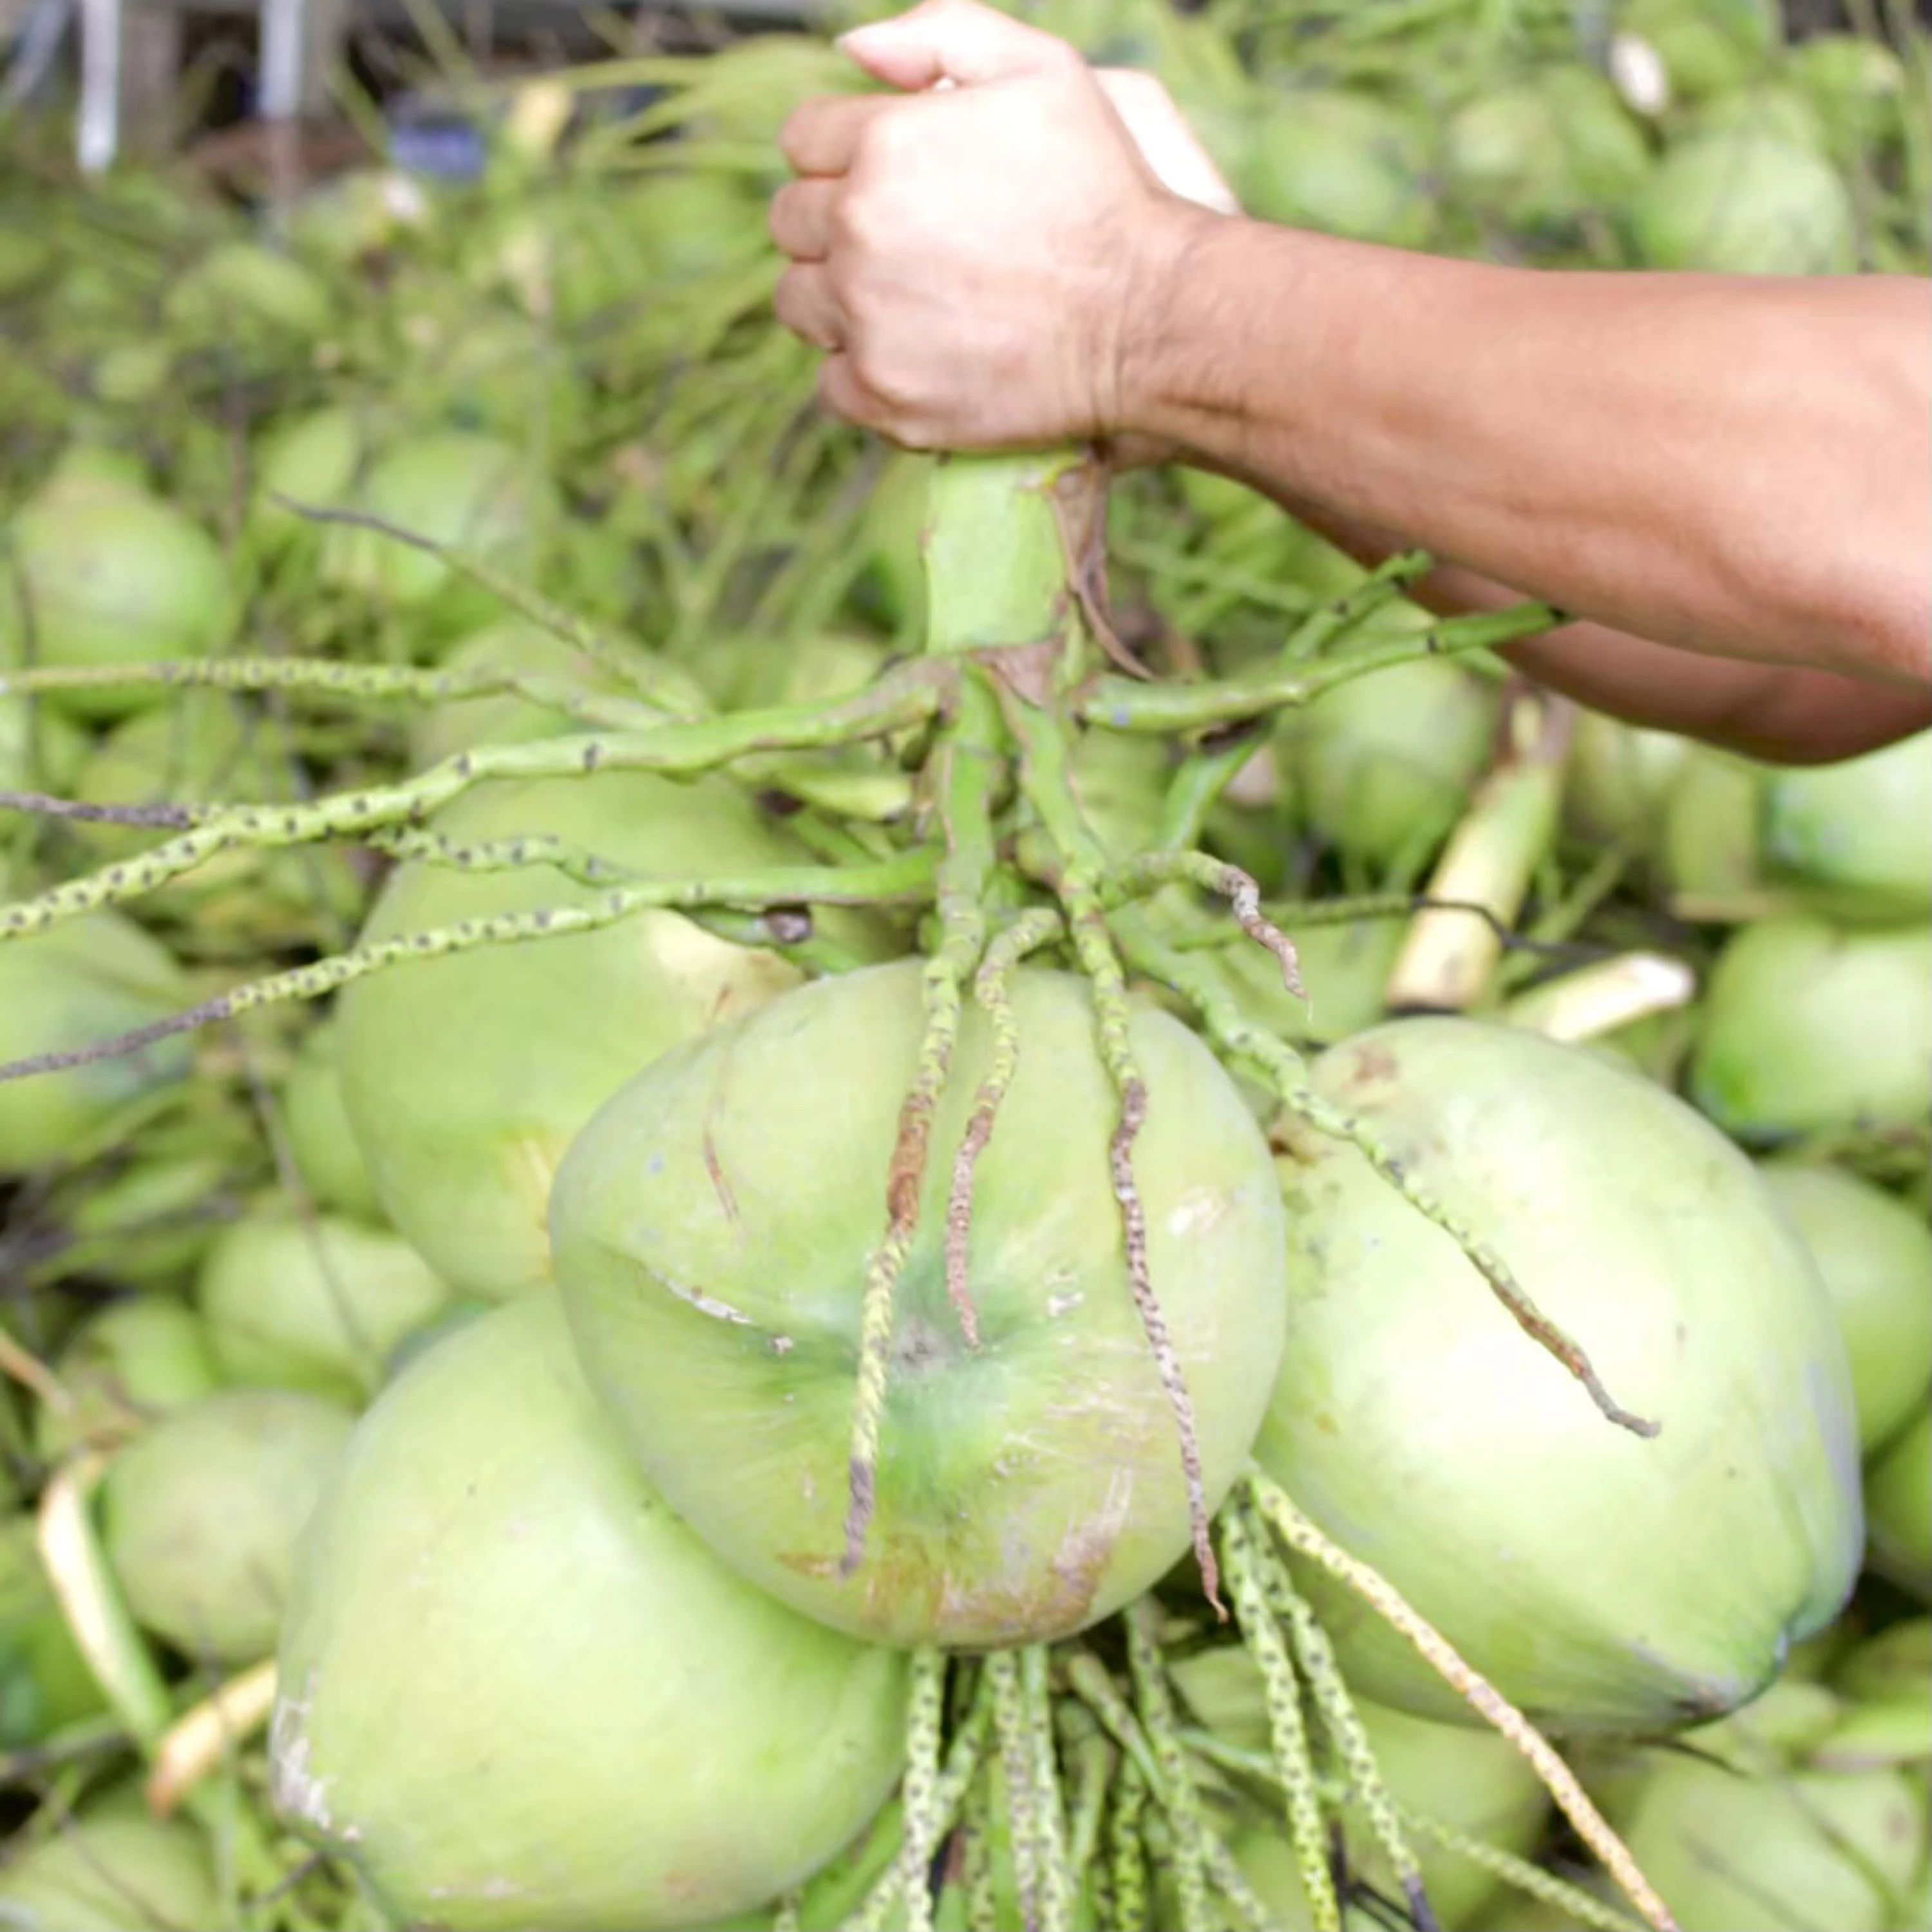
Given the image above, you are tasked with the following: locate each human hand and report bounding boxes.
[769,0,1236,452]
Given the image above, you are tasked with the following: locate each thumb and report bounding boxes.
[1096,70,1241,214]
[837,0,1078,91]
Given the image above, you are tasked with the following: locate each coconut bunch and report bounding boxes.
[0,357,1891,1932]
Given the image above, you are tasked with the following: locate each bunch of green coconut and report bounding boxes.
[2,2,1929,1929]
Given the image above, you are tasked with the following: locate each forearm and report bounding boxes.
[1126,215,1932,687]
[1227,491,1930,763]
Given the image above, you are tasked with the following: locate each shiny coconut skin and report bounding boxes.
[337,767,895,1299]
[271,1295,909,1932]
[550,958,1290,1651]
[1258,1017,1864,1737]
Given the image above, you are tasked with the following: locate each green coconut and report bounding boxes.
[0,1513,106,1749]
[1446,66,1651,225]
[551,959,1290,1649]
[0,695,88,799]
[621,171,773,285]
[90,341,173,408]
[1684,80,1833,153]
[1866,1404,1932,1604]
[1813,1685,1932,1774]
[0,472,234,720]
[280,1019,382,1220]
[1562,713,1694,849]
[337,769,895,1298]
[1653,743,1767,898]
[247,404,375,561]
[69,692,363,927]
[1616,1753,1924,1932]
[1257,1018,1862,1736]
[193,1205,455,1405]
[1690,916,1932,1141]
[1245,91,1435,247]
[1278,650,1501,875]
[57,1149,243,1294]
[1172,1645,1548,1928]
[1757,1160,1932,1455]
[1632,129,1857,274]
[1618,0,1782,102]
[1195,906,1406,1050]
[162,242,332,346]
[0,914,194,1180]
[270,1294,909,1931]
[1788,33,1909,166]
[697,628,887,715]
[406,618,701,770]
[33,1298,223,1463]
[0,1806,219,1932]
[1761,730,1932,923]
[1832,1617,1932,1706]
[0,225,53,300]
[316,430,560,639]
[101,1387,355,1664]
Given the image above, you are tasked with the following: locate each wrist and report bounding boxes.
[1112,204,1273,460]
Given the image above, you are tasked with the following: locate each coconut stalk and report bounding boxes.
[1383,685,1573,1013]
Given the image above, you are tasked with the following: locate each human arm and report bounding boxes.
[1221,492,1931,765]
[770,0,1932,761]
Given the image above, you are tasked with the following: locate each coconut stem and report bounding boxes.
[960,1770,999,1932]
[989,1649,1045,1932]
[1012,701,1222,1613]
[1077,599,1562,736]
[35,1457,173,1751]
[840,687,999,1574]
[1383,688,1572,1014]
[1280,549,1435,659]
[899,1649,949,1932]
[1068,1646,1276,1931]
[1021,1646,1075,1932]
[278,500,696,712]
[146,1659,278,1817]
[843,1676,992,1932]
[1103,850,1304,1000]
[1106,1757,1151,1932]
[1251,1516,1437,1932]
[1177,1730,1653,1932]
[1222,1511,1342,1932]
[943,903,1064,1352]
[1117,914,1658,1439]
[1245,1473,1680,1932]
[0,654,672,734]
[1124,1601,1214,1932]
[1057,1696,1113,1895]
[0,853,934,1090]
[1502,951,1698,1046]
[922,453,1092,660]
[0,668,942,946]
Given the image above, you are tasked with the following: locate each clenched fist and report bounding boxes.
[768,0,1237,451]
